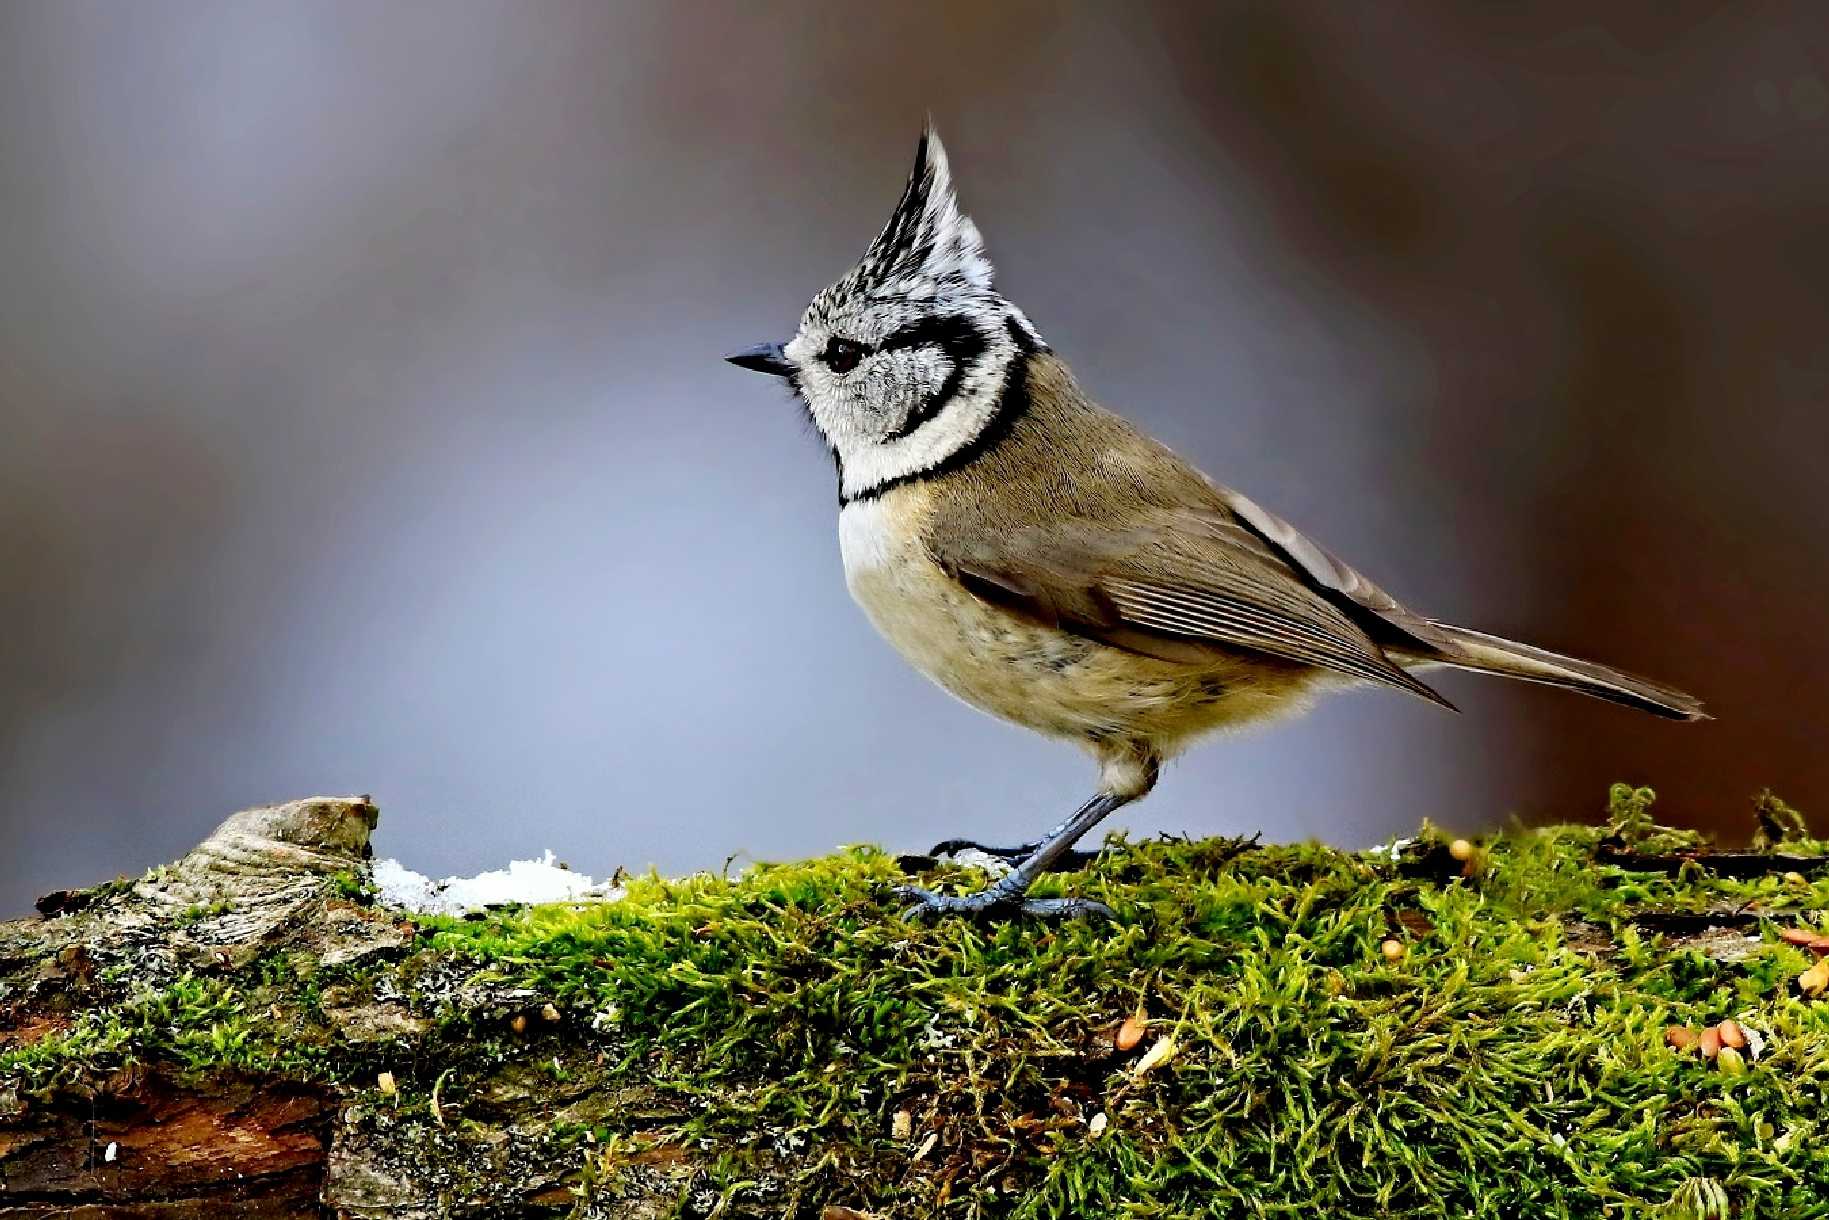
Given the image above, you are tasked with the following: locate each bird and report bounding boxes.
[726,125,1705,922]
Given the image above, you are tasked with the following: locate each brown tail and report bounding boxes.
[1418,621,1707,721]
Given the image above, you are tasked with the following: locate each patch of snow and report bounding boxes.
[1367,837,1415,861]
[372,851,624,916]
[942,847,1015,876]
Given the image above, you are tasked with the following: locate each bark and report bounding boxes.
[0,798,687,1219]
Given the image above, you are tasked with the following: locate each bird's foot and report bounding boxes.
[892,883,1116,923]
[925,838,1100,872]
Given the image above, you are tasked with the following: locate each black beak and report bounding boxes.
[725,342,794,379]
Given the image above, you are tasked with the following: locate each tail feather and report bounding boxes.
[1417,621,1708,722]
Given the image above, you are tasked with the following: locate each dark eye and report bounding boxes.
[820,337,867,374]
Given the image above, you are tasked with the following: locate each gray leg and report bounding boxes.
[895,792,1134,921]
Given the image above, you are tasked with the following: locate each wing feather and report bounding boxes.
[931,507,1455,709]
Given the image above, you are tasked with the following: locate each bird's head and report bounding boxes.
[728,125,1044,502]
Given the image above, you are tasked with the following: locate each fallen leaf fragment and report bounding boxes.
[891,1109,912,1141]
[1800,958,1829,997]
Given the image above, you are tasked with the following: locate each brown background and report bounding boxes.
[2,1,1824,914]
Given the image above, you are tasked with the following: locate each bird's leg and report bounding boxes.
[895,792,1134,921]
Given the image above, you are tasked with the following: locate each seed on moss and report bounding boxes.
[1448,838,1475,862]
[1665,1026,1698,1052]
[1716,1046,1746,1076]
[1698,1026,1722,1059]
[1717,1020,1746,1049]
[510,1013,529,1034]
[540,1003,561,1023]
[1088,1111,1109,1137]
[377,1070,397,1096]
[1130,1035,1178,1078]
[1116,1013,1147,1052]
[1784,871,1807,886]
[1381,938,1406,962]
[891,1109,912,1141]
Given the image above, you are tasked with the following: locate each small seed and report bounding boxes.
[891,1109,912,1141]
[1784,871,1807,886]
[1665,1025,1698,1051]
[1448,838,1475,862]
[510,1013,528,1034]
[1698,1026,1723,1059]
[1116,1013,1147,1052]
[1088,1110,1109,1137]
[541,1003,561,1023]
[1130,1034,1178,1078]
[1381,938,1406,962]
[376,1071,397,1096]
[1716,1046,1746,1076]
[1717,1019,1746,1049]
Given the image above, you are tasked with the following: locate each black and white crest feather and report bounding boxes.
[854,124,995,297]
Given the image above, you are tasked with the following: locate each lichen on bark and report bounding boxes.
[2,787,1828,1218]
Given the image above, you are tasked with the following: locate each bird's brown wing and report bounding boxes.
[1211,485,1456,654]
[928,506,1456,709]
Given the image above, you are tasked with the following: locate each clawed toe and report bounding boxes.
[892,884,1115,923]
[1016,895,1116,920]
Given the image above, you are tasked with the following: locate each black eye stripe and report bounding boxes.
[878,314,982,354]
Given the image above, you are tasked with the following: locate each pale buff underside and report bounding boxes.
[839,487,1327,797]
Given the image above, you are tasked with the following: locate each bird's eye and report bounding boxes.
[820,337,867,374]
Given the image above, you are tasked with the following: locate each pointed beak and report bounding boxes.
[724,342,794,379]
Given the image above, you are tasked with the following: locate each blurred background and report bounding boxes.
[2,1,1825,914]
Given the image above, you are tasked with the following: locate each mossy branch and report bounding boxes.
[3,789,1828,1219]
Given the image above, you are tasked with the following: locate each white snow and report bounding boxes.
[372,850,625,916]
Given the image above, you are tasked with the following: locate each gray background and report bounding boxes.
[3,2,1826,915]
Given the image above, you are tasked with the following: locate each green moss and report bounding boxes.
[8,788,1829,1218]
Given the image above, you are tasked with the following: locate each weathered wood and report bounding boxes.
[0,798,693,1219]
[0,1071,331,1218]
